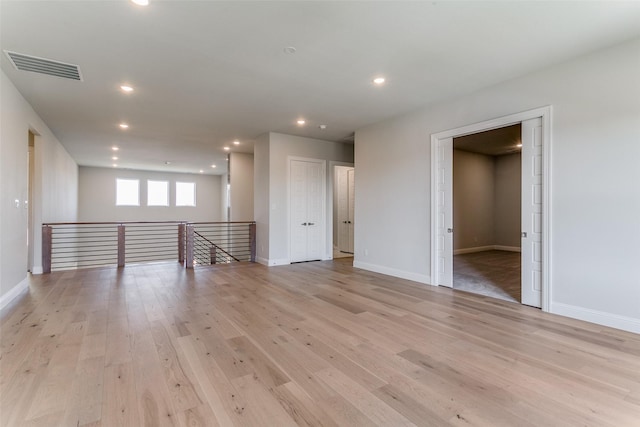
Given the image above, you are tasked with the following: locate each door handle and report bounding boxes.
[521,232,527,238]
[343,221,348,224]
[302,222,308,226]
[308,222,315,226]
[447,228,453,233]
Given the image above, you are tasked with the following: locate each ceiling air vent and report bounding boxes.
[4,50,82,81]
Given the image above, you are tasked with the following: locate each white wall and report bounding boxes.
[453,150,521,251]
[78,166,222,222]
[494,153,521,248]
[355,38,640,332]
[253,132,354,265]
[453,149,495,250]
[229,152,254,221]
[253,133,270,262]
[1,70,78,306]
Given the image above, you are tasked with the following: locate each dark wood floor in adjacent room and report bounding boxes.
[1,259,639,426]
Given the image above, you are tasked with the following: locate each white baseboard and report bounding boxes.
[353,261,431,286]
[493,245,521,252]
[31,266,43,275]
[256,256,269,266]
[551,302,640,334]
[267,258,290,267]
[454,245,521,255]
[0,277,29,311]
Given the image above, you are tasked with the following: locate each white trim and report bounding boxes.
[551,302,640,334]
[430,106,552,312]
[354,261,432,286]
[267,258,291,267]
[0,277,29,311]
[31,266,43,275]
[453,246,494,255]
[454,245,521,255]
[493,245,521,253]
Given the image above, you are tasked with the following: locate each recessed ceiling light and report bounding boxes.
[119,123,129,129]
[165,161,171,165]
[283,46,296,54]
[373,77,386,85]
[233,140,240,145]
[319,124,327,130]
[112,164,118,167]
[297,119,306,125]
[112,146,119,151]
[211,164,217,168]
[199,170,204,173]
[112,156,118,160]
[131,0,149,6]
[120,85,133,93]
[223,147,230,151]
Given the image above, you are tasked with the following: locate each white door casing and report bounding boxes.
[290,158,326,263]
[430,106,552,311]
[336,166,355,253]
[521,117,543,307]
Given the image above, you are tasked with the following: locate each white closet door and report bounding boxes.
[437,137,453,287]
[290,159,325,263]
[290,160,309,262]
[337,167,350,252]
[521,118,543,307]
[305,161,324,261]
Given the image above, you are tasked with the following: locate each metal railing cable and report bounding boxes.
[42,221,256,272]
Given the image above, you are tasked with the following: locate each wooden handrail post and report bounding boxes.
[42,225,52,273]
[210,246,217,264]
[249,222,256,262]
[117,224,125,268]
[178,223,185,265]
[186,224,194,269]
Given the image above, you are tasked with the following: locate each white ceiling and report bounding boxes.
[2,1,639,175]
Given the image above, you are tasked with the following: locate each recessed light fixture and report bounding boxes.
[112,146,119,151]
[165,161,171,165]
[516,143,523,148]
[233,140,240,145]
[131,0,149,6]
[112,156,118,160]
[120,85,133,93]
[373,77,386,85]
[199,170,204,174]
[297,119,306,125]
[319,124,327,130]
[223,146,230,151]
[112,164,118,167]
[283,46,297,54]
[211,164,217,168]
[119,123,129,129]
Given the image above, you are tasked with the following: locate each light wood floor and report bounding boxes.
[2,260,639,426]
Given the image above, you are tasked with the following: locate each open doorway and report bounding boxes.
[430,106,551,310]
[332,164,354,259]
[452,124,522,303]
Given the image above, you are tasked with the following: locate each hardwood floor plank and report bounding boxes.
[2,260,639,426]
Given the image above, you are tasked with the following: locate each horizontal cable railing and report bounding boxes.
[42,221,255,272]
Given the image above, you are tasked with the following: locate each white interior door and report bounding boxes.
[437,137,454,287]
[336,167,355,253]
[521,118,543,307]
[290,159,325,263]
[347,168,355,253]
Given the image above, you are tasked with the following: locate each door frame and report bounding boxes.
[288,156,328,263]
[430,106,552,311]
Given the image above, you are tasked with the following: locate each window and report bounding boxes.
[116,179,139,206]
[147,180,169,206]
[176,182,196,206]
